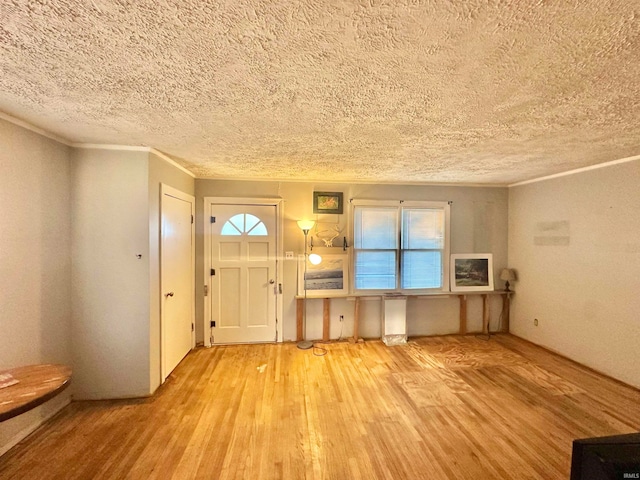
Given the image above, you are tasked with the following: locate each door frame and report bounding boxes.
[161,184,196,381]
[203,197,284,346]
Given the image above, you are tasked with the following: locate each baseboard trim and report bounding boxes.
[0,397,71,458]
[507,333,640,393]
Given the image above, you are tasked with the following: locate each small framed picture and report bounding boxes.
[313,192,343,214]
[450,254,494,292]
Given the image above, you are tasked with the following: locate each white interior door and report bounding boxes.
[209,204,277,344]
[161,186,195,380]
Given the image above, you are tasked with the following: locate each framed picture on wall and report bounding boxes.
[297,254,349,296]
[450,254,494,292]
[313,192,343,214]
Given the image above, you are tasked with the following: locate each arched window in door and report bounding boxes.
[221,213,268,236]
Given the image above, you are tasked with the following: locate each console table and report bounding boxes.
[0,364,72,422]
[296,291,512,342]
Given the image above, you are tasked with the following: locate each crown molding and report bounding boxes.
[73,144,195,178]
[148,148,195,178]
[71,143,149,151]
[194,174,508,188]
[70,144,195,177]
[0,111,195,178]
[509,154,640,187]
[3,109,636,187]
[0,111,72,145]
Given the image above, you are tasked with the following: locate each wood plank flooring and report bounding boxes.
[1,334,639,479]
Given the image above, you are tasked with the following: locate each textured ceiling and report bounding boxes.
[1,0,639,184]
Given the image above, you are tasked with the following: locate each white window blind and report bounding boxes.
[353,201,450,292]
[401,208,445,289]
[354,207,397,289]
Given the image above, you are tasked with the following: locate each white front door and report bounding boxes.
[161,186,195,380]
[209,204,277,344]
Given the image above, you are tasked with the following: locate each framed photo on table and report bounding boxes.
[313,192,343,214]
[450,254,494,292]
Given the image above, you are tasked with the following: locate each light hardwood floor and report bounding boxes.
[1,334,639,479]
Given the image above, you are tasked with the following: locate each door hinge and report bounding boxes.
[210,268,215,276]
[210,321,216,328]
[204,285,209,296]
[191,323,194,332]
[191,214,194,224]
[210,216,216,223]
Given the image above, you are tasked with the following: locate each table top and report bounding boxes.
[0,364,72,422]
[296,290,513,299]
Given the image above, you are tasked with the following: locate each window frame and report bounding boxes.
[351,199,451,294]
[220,213,269,236]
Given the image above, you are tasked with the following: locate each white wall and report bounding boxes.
[71,148,151,399]
[0,119,72,455]
[509,160,640,388]
[148,153,194,392]
[195,179,509,342]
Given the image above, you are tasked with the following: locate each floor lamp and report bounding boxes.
[297,219,315,350]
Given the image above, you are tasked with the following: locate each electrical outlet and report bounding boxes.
[534,318,538,326]
[285,251,294,259]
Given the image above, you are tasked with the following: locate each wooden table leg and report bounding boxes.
[323,298,330,342]
[459,295,467,335]
[482,294,490,335]
[296,298,304,341]
[353,297,360,342]
[502,293,511,332]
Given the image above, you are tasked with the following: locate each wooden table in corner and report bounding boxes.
[0,364,72,422]
[296,290,514,343]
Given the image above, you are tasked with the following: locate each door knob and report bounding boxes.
[165,292,174,297]
[269,279,275,284]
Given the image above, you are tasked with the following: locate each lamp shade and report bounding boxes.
[500,268,516,281]
[297,220,315,232]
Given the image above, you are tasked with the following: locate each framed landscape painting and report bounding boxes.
[297,254,349,296]
[450,254,494,292]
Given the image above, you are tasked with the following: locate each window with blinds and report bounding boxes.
[353,202,450,292]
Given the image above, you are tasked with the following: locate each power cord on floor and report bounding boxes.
[310,316,345,356]
[312,343,328,356]
[476,308,505,341]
